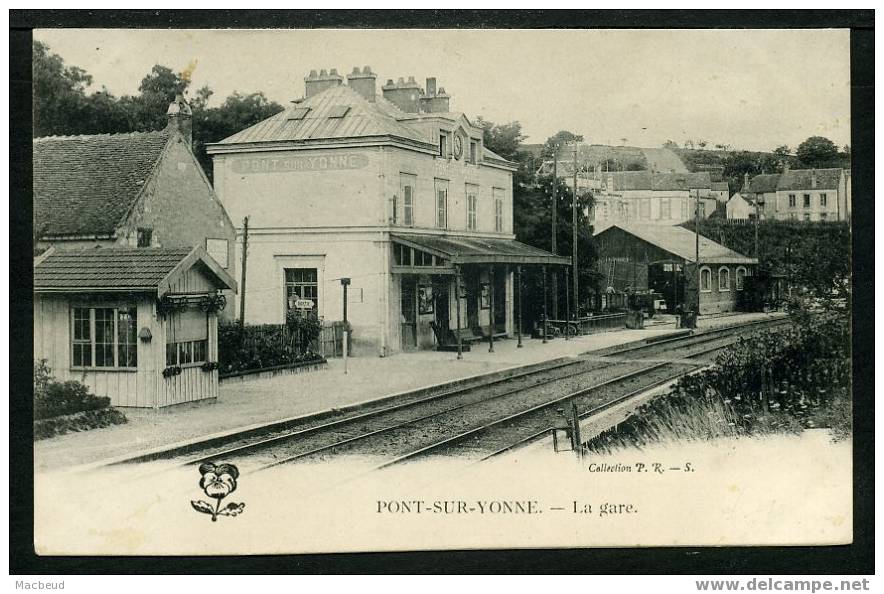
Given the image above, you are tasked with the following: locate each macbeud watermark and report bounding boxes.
[696,578,871,592]
[14,581,64,590]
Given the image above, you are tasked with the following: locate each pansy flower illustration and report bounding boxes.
[191,462,246,521]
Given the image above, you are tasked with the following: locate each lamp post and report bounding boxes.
[754,196,765,259]
[571,141,580,319]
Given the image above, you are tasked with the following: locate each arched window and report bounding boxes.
[719,267,730,292]
[700,267,712,292]
[735,267,747,291]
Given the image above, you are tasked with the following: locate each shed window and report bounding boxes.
[789,194,797,208]
[165,307,208,367]
[735,267,747,291]
[718,267,730,292]
[803,194,811,208]
[700,267,712,292]
[71,305,137,369]
[820,193,828,207]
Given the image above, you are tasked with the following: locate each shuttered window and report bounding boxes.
[165,307,208,367]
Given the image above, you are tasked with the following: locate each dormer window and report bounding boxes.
[439,133,448,157]
[327,105,350,118]
[287,107,311,120]
[469,140,477,164]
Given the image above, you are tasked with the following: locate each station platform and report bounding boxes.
[34,311,784,472]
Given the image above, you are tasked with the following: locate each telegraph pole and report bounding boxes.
[694,189,701,323]
[572,142,579,318]
[551,148,559,320]
[239,216,249,326]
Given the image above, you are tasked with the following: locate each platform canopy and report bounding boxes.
[391,233,571,269]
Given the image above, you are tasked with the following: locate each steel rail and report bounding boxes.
[376,330,761,468]
[255,320,778,471]
[182,317,787,468]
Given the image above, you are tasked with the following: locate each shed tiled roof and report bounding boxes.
[777,168,842,191]
[601,224,756,264]
[212,85,428,146]
[711,181,730,191]
[745,173,781,194]
[34,247,193,292]
[33,130,171,237]
[605,171,712,192]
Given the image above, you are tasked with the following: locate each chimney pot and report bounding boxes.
[308,69,318,78]
[425,77,437,96]
[329,68,339,76]
[166,94,192,147]
[397,77,405,85]
[347,65,377,102]
[320,69,328,77]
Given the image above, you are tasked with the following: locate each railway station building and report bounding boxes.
[207,67,568,356]
[594,223,757,315]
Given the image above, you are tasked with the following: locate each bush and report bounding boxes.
[33,359,115,421]
[34,408,128,440]
[587,309,851,453]
[218,319,323,375]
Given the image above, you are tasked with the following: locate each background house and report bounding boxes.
[588,171,718,228]
[33,96,237,318]
[741,168,851,222]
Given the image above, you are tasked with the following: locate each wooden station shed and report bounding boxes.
[33,246,236,408]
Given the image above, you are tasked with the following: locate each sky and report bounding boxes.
[34,28,851,152]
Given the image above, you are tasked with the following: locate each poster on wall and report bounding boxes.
[480,282,491,309]
[417,285,434,315]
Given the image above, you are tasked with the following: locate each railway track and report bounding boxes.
[160,315,789,473]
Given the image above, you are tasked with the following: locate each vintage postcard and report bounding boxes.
[28,25,854,557]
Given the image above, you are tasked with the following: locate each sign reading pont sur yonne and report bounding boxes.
[231,153,370,174]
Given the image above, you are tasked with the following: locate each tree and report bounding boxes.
[474,117,525,163]
[541,130,583,159]
[773,145,792,157]
[192,91,284,178]
[662,140,679,149]
[796,136,840,169]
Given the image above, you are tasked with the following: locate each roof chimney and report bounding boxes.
[419,77,450,113]
[811,168,817,189]
[304,68,343,98]
[166,94,192,146]
[743,172,750,190]
[381,76,421,113]
[347,66,377,102]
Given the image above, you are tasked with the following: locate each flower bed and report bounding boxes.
[33,360,128,440]
[35,408,128,440]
